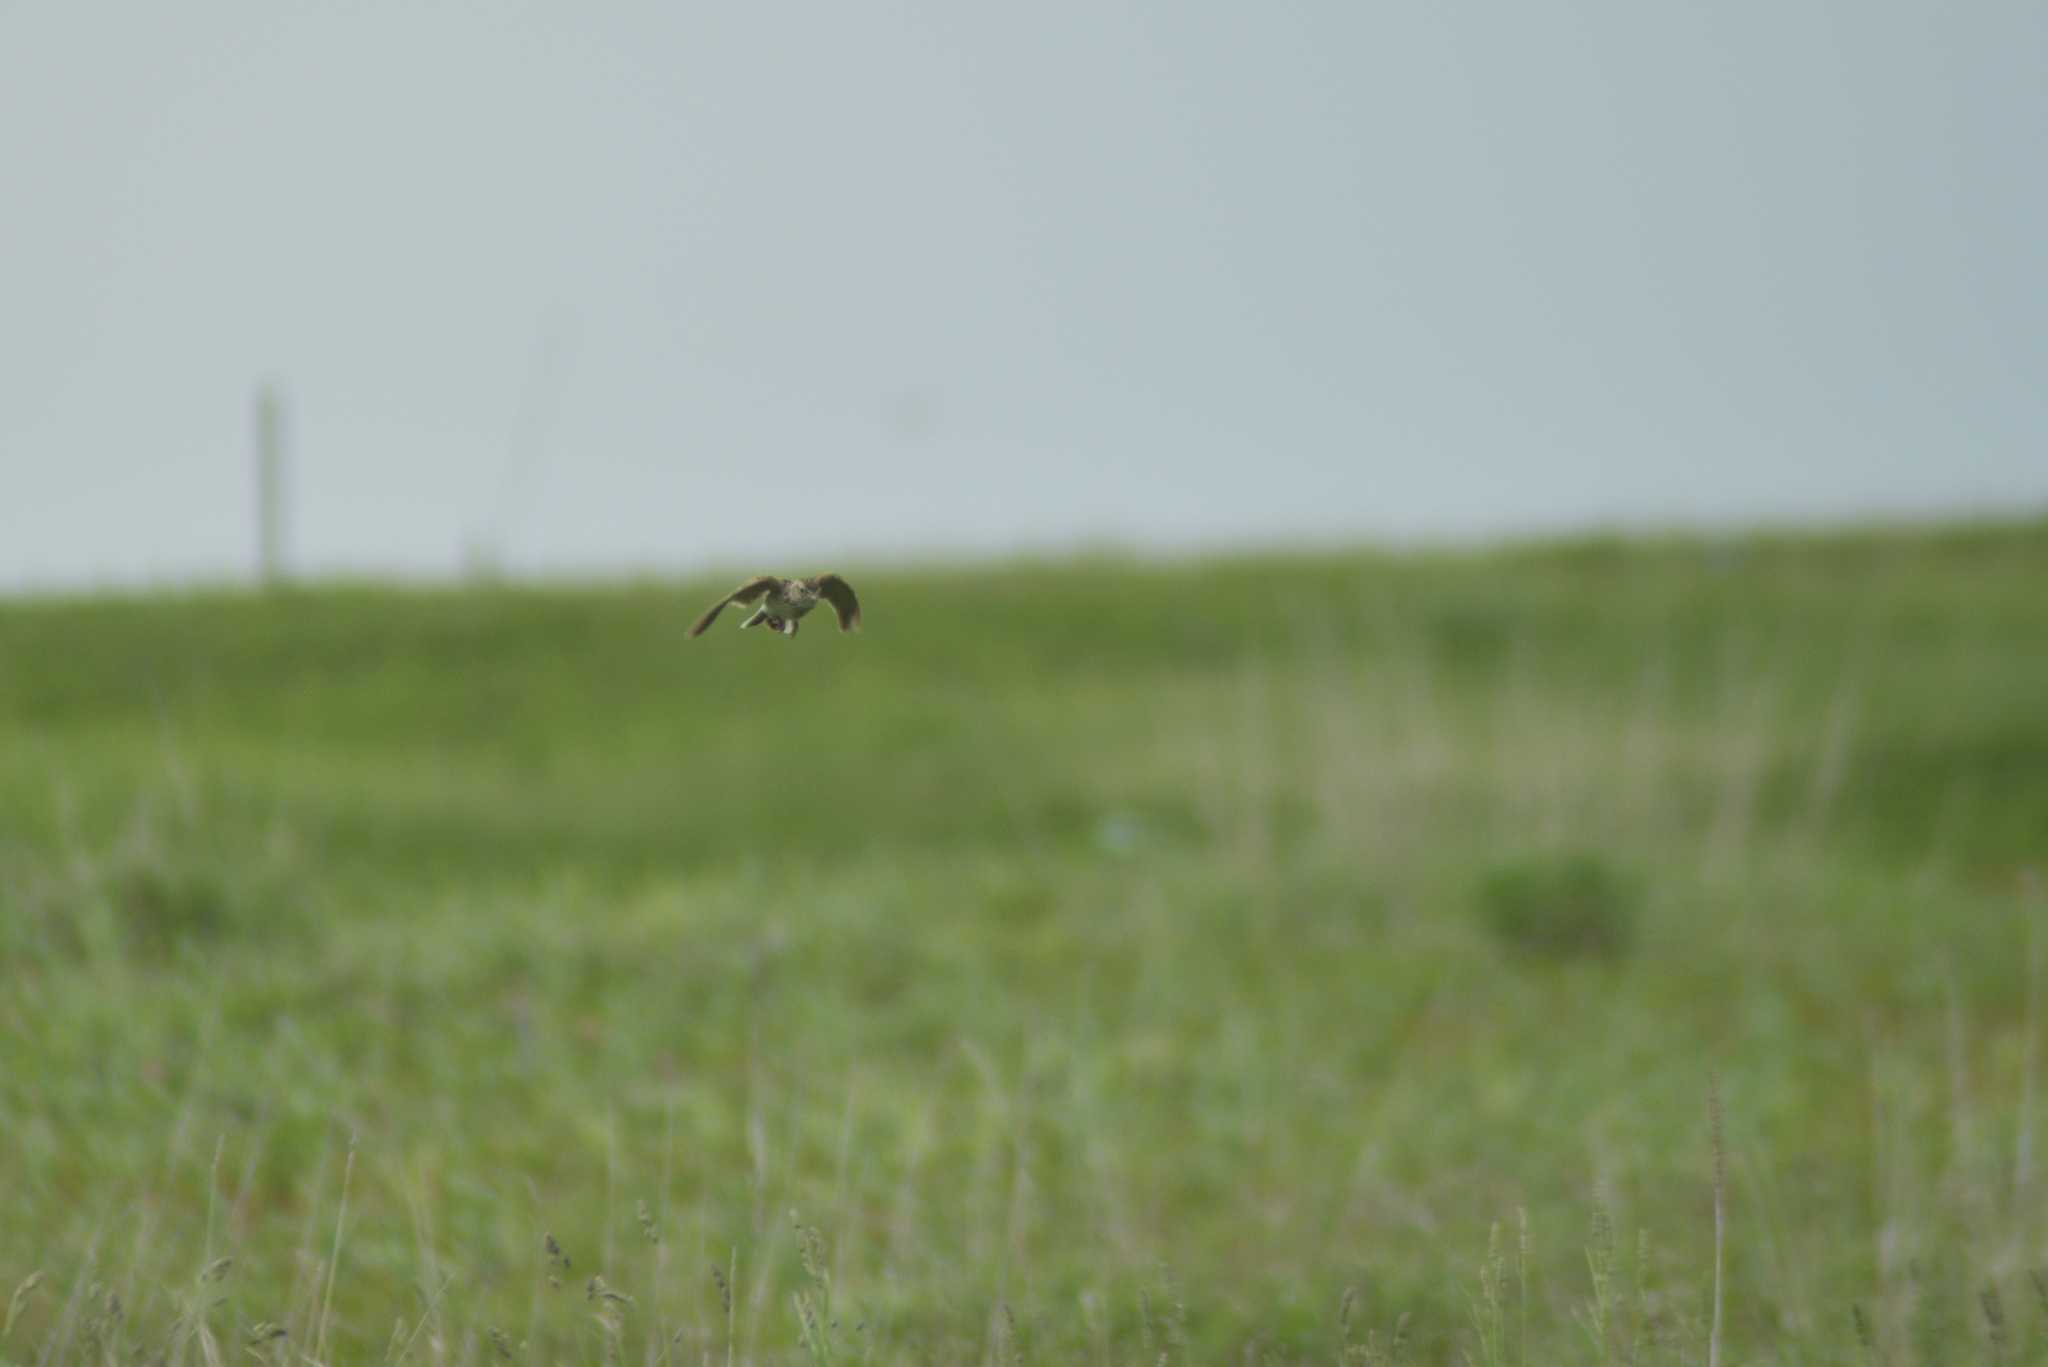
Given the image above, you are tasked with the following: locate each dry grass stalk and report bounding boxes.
[1708,1073,1727,1367]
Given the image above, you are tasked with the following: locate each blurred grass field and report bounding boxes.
[3,520,2047,1364]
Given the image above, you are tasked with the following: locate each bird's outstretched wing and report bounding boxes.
[689,576,782,637]
[812,574,861,631]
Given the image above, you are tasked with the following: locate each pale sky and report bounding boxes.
[3,1,2043,589]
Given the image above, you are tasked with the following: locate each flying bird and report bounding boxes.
[688,574,862,639]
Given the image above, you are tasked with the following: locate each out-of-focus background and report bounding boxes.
[3,4,2046,1364]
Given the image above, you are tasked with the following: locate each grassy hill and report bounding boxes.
[3,520,2046,1363]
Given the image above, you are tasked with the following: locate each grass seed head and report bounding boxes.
[998,1301,1020,1367]
[4,1270,45,1338]
[1981,1283,2007,1357]
[791,1211,829,1284]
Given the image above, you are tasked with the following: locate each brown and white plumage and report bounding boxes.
[688,574,862,638]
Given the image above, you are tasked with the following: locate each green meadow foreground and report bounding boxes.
[3,523,2046,1364]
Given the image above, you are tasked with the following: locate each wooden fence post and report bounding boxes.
[255,381,287,586]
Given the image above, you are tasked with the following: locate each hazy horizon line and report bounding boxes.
[8,501,2042,603]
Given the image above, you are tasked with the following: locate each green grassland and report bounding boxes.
[3,521,2047,1364]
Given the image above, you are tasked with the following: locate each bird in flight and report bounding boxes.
[688,574,862,639]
